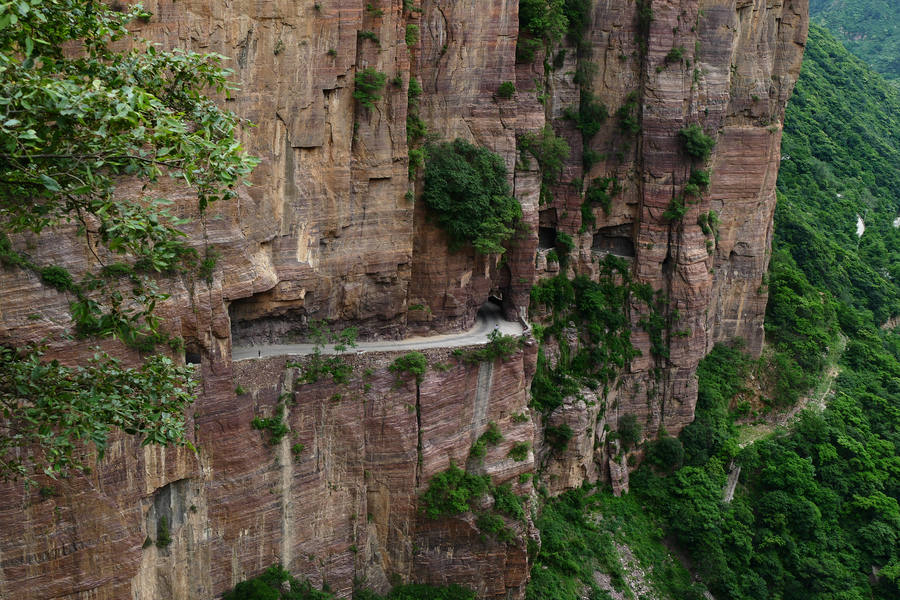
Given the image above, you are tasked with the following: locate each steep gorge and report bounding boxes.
[0,0,808,598]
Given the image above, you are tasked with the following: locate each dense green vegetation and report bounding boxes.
[353,67,388,109]
[0,0,256,479]
[519,125,570,205]
[518,0,593,48]
[810,0,900,85]
[777,24,900,324]
[456,330,523,364]
[529,255,655,414]
[620,24,900,600]
[634,330,900,598]
[422,139,522,254]
[526,22,900,600]
[677,124,716,160]
[419,460,525,543]
[527,486,704,600]
[224,565,476,600]
[286,322,358,385]
[0,347,196,480]
[497,81,516,99]
[389,352,428,385]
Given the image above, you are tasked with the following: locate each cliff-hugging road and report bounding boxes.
[231,303,525,361]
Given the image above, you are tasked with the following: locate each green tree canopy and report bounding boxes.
[0,0,257,480]
[422,138,522,255]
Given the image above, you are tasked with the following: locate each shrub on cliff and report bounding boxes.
[223,564,334,599]
[226,566,478,600]
[0,0,257,479]
[519,125,570,204]
[563,90,608,139]
[354,67,388,109]
[378,584,476,600]
[461,330,522,363]
[497,81,516,99]
[678,124,716,160]
[520,0,568,44]
[422,139,522,254]
[389,352,428,385]
[420,463,491,518]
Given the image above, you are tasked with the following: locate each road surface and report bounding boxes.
[232,304,525,361]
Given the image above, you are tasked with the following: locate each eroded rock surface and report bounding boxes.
[0,0,807,598]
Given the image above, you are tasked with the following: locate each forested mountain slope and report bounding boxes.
[523,23,900,600]
[809,0,900,85]
[638,23,900,599]
[777,23,900,326]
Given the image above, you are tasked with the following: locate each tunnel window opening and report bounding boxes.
[662,253,674,276]
[591,224,635,258]
[538,227,557,250]
[228,290,309,346]
[184,343,202,365]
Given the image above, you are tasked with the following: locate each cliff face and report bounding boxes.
[0,0,807,598]
[0,345,537,600]
[532,0,808,492]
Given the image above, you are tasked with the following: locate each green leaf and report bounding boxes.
[39,174,60,191]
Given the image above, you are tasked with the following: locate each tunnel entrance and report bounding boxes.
[591,224,635,258]
[538,227,557,250]
[184,342,202,365]
[228,290,309,346]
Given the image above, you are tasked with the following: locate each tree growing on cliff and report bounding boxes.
[422,138,522,255]
[0,0,257,479]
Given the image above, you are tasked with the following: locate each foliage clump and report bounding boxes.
[353,67,388,109]
[678,124,716,160]
[616,90,641,134]
[39,265,75,292]
[286,322,358,385]
[497,81,516,99]
[156,516,172,549]
[519,126,570,205]
[420,462,526,544]
[0,0,257,479]
[405,24,419,46]
[581,176,621,231]
[614,414,642,450]
[228,565,478,600]
[527,486,704,600]
[251,404,290,445]
[664,46,685,65]
[508,442,531,462]
[0,347,195,479]
[224,564,341,599]
[476,513,515,542]
[461,330,522,363]
[529,255,644,414]
[563,90,608,139]
[519,0,568,44]
[389,352,428,385]
[422,139,522,254]
[645,434,684,471]
[469,421,503,460]
[357,30,380,46]
[544,423,574,452]
[517,0,591,61]
[420,463,491,518]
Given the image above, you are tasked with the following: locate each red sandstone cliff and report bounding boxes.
[0,0,807,598]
